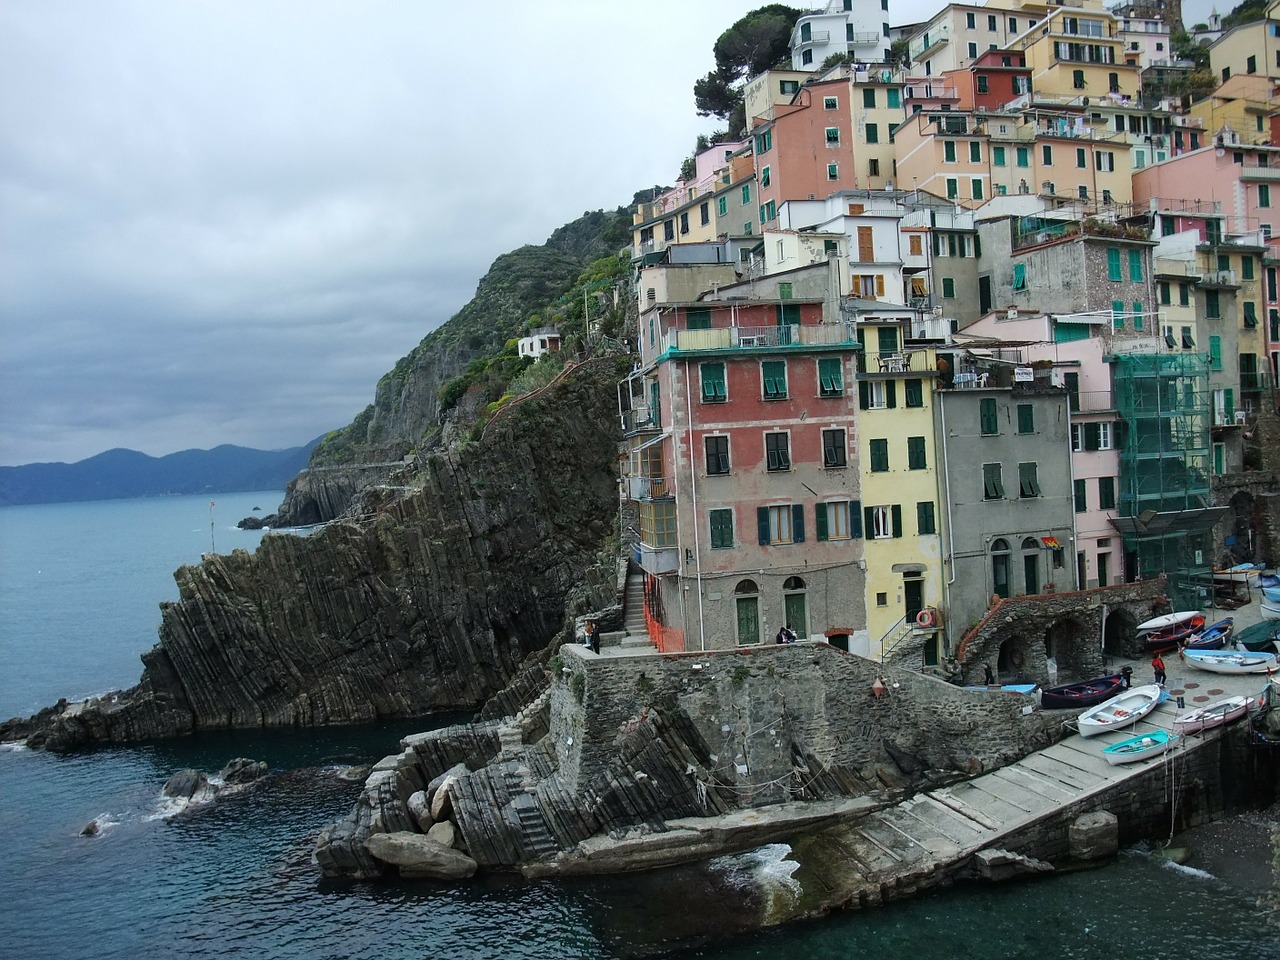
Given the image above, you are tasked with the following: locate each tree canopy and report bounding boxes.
[693,5,802,135]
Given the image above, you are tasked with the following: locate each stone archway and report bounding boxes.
[1103,607,1138,659]
[1226,490,1257,565]
[1043,617,1089,682]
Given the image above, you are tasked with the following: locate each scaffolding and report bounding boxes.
[1111,353,1221,609]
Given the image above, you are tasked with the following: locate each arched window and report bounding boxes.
[735,580,760,645]
[782,576,808,638]
[991,538,1011,599]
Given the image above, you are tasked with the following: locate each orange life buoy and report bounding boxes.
[915,608,935,628]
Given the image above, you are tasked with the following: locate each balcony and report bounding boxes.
[636,543,679,576]
[624,476,671,501]
[795,28,831,48]
[909,27,950,62]
[661,323,858,355]
[1199,270,1237,287]
[1240,165,1280,182]
[855,347,934,375]
[621,404,659,435]
[847,31,882,45]
[1075,389,1116,412]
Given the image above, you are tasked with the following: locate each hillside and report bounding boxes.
[0,440,320,506]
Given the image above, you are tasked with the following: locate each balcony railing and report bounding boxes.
[662,323,857,354]
[1240,165,1280,181]
[624,476,671,501]
[854,347,933,375]
[636,543,679,576]
[848,31,882,45]
[1074,389,1116,412]
[1200,270,1237,286]
[1241,369,1275,392]
[796,28,831,46]
[621,405,659,434]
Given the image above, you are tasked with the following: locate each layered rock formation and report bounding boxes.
[3,358,628,751]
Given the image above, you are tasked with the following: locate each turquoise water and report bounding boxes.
[1,494,1277,958]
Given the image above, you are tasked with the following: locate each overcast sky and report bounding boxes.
[0,0,1217,466]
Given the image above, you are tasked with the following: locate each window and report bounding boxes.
[709,509,734,548]
[1107,247,1122,281]
[942,277,956,298]
[1016,146,1029,167]
[966,12,976,27]
[1128,249,1143,281]
[969,141,981,163]
[946,178,959,199]
[700,201,710,226]
[825,127,840,144]
[818,357,843,396]
[993,145,1006,166]
[1242,256,1255,281]
[754,129,771,153]
[823,428,847,468]
[1206,290,1220,319]
[916,501,936,535]
[640,500,677,548]
[687,307,711,330]
[983,462,1005,500]
[1042,144,1053,165]
[972,178,984,200]
[758,504,803,545]
[907,436,927,470]
[1244,302,1258,327]
[1181,326,1195,349]
[865,123,879,144]
[980,397,999,435]
[1008,16,1017,31]
[988,14,997,30]
[868,158,880,177]
[762,360,787,399]
[886,88,900,108]
[977,75,989,94]
[827,162,839,180]
[1017,403,1034,434]
[859,379,895,409]
[816,500,857,541]
[863,88,876,109]
[741,183,751,205]
[1018,462,1041,497]
[1132,301,1143,331]
[1073,69,1085,89]
[1248,54,1257,74]
[1074,478,1087,513]
[700,362,726,402]
[1077,420,1112,451]
[760,165,770,188]
[1260,184,1271,208]
[1098,476,1116,510]
[1178,283,1190,306]
[866,504,901,539]
[1013,263,1027,290]
[824,96,838,110]
[944,141,956,163]
[869,438,890,472]
[705,435,730,475]
[905,378,923,408]
[765,432,791,471]
[1159,281,1171,305]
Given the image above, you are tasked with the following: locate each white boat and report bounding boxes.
[1135,610,1201,633]
[1173,696,1252,734]
[1213,563,1263,584]
[1076,684,1165,738]
[1102,730,1179,766]
[1262,601,1280,621]
[1183,648,1279,674]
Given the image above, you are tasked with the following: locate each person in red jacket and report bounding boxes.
[1152,653,1167,686]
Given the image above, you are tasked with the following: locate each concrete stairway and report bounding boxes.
[623,564,647,636]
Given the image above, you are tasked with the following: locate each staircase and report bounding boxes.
[618,562,655,651]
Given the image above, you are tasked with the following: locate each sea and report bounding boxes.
[1,492,1277,959]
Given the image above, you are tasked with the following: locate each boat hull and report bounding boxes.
[1262,584,1280,604]
[1181,617,1233,651]
[1077,684,1164,738]
[1040,674,1126,710]
[1103,730,1179,765]
[1141,615,1205,652]
[1135,610,1201,632]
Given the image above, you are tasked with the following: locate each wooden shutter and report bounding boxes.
[858,380,870,409]
[886,380,897,408]
[857,226,873,261]
[891,504,903,538]
[757,507,770,545]
[850,500,863,539]
[815,503,828,542]
[792,504,805,543]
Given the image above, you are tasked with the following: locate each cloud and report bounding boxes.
[1,0,753,464]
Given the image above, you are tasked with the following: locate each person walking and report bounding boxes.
[1152,653,1166,686]
[584,619,600,655]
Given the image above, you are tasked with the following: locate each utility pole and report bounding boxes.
[209,500,216,554]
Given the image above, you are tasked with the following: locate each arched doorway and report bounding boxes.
[734,580,760,646]
[1021,537,1041,595]
[1045,617,1086,680]
[783,576,808,639]
[991,538,1011,599]
[1227,490,1256,564]
[1103,607,1138,658]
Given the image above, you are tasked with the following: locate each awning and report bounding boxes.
[1109,507,1229,537]
[1041,536,1061,549]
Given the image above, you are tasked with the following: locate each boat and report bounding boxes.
[1213,562,1263,584]
[1076,684,1165,738]
[1141,614,1205,652]
[1173,695,1252,734]
[962,683,1039,695]
[1102,730,1180,765]
[1183,648,1279,674]
[1135,610,1201,633]
[1234,620,1280,654]
[1262,584,1280,604]
[1260,574,1279,589]
[1040,673,1127,710]
[1180,617,1233,651]
[1263,601,1280,621]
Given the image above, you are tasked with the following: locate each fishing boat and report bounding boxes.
[1173,695,1252,734]
[1213,562,1263,584]
[1135,610,1201,633]
[1102,730,1180,766]
[1076,684,1165,738]
[1263,601,1280,621]
[1262,584,1280,604]
[1180,617,1233,651]
[1141,614,1205,652]
[1040,673,1127,710]
[1183,648,1279,674]
[1260,574,1279,590]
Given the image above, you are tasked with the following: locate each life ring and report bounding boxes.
[915,608,936,628]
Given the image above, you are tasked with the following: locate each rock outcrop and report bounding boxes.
[3,359,628,751]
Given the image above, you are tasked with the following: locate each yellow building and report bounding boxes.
[1208,1,1280,84]
[1186,74,1279,147]
[1012,7,1141,102]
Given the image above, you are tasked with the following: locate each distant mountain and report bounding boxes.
[0,438,323,506]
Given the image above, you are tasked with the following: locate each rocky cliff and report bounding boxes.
[4,358,629,751]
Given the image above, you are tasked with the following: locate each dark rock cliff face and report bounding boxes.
[4,359,627,751]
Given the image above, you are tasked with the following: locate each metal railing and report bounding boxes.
[662,323,857,353]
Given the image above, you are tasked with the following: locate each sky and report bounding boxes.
[0,0,1221,466]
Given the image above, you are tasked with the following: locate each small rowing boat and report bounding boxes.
[1141,614,1205,652]
[1262,584,1280,604]
[1173,696,1251,734]
[1040,673,1126,710]
[1077,684,1165,738]
[1135,610,1201,633]
[1183,648,1278,674]
[1181,617,1233,651]
[1102,730,1179,765]
[1213,563,1263,584]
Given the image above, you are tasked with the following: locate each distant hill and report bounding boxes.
[0,439,323,506]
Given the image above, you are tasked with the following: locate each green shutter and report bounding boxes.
[858,380,870,409]
[792,504,805,543]
[850,500,863,539]
[1209,335,1222,369]
[891,504,903,538]
[1224,388,1234,421]
[864,505,875,538]
[1107,248,1122,281]
[886,380,897,408]
[815,503,829,542]
[917,501,935,535]
[980,398,998,435]
[757,507,770,545]
[905,378,923,407]
[1017,403,1034,434]
[1112,300,1125,329]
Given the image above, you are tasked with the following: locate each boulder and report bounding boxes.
[407,790,433,832]
[973,848,1053,881]
[1069,810,1119,861]
[364,831,478,880]
[427,762,469,797]
[163,769,214,804]
[430,775,458,821]
[427,820,458,849]
[218,758,268,785]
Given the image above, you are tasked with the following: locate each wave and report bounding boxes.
[1162,859,1216,881]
